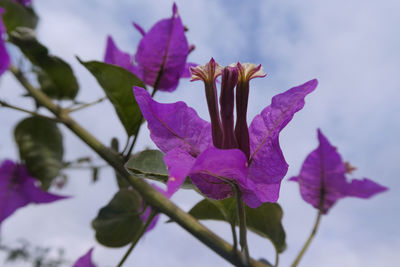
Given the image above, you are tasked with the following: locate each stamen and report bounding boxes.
[234,62,267,158]
[190,58,223,148]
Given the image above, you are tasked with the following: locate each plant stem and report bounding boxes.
[274,250,279,267]
[291,210,322,267]
[230,223,238,252]
[117,210,158,267]
[9,64,271,267]
[234,184,250,266]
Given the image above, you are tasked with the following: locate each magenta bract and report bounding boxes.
[290,129,388,214]
[105,3,195,92]
[73,248,96,267]
[0,160,68,225]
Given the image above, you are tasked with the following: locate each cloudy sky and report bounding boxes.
[1,0,399,266]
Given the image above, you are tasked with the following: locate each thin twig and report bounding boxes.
[230,223,238,252]
[233,184,250,266]
[117,210,158,267]
[0,100,60,122]
[291,211,322,267]
[67,97,107,113]
[274,250,279,267]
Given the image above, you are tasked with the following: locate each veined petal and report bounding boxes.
[135,3,189,91]
[133,86,212,156]
[244,182,281,208]
[73,248,96,267]
[181,62,198,78]
[164,148,196,196]
[345,178,388,198]
[248,79,318,187]
[189,147,247,201]
[104,36,142,77]
[0,38,9,76]
[291,129,347,213]
[290,129,387,214]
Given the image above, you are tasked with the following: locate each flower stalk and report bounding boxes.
[117,210,158,267]
[291,210,322,267]
[234,184,250,266]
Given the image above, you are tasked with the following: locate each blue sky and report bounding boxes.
[0,0,399,266]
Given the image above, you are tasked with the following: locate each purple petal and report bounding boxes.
[291,129,389,214]
[133,86,212,155]
[163,148,196,196]
[346,178,388,198]
[140,207,159,232]
[0,160,68,224]
[0,39,10,75]
[181,62,198,78]
[248,182,281,207]
[104,36,142,77]
[135,3,189,91]
[189,147,247,201]
[247,80,317,204]
[291,130,347,213]
[73,248,96,267]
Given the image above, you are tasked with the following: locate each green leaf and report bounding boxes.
[125,149,193,189]
[14,116,64,189]
[0,0,38,33]
[92,189,144,247]
[245,202,286,253]
[10,28,79,100]
[189,198,287,253]
[78,59,145,136]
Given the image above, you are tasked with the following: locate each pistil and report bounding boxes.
[220,66,238,149]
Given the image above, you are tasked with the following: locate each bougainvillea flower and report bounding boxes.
[289,129,388,214]
[0,160,68,225]
[133,58,317,208]
[73,248,96,267]
[0,8,10,75]
[105,3,195,92]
